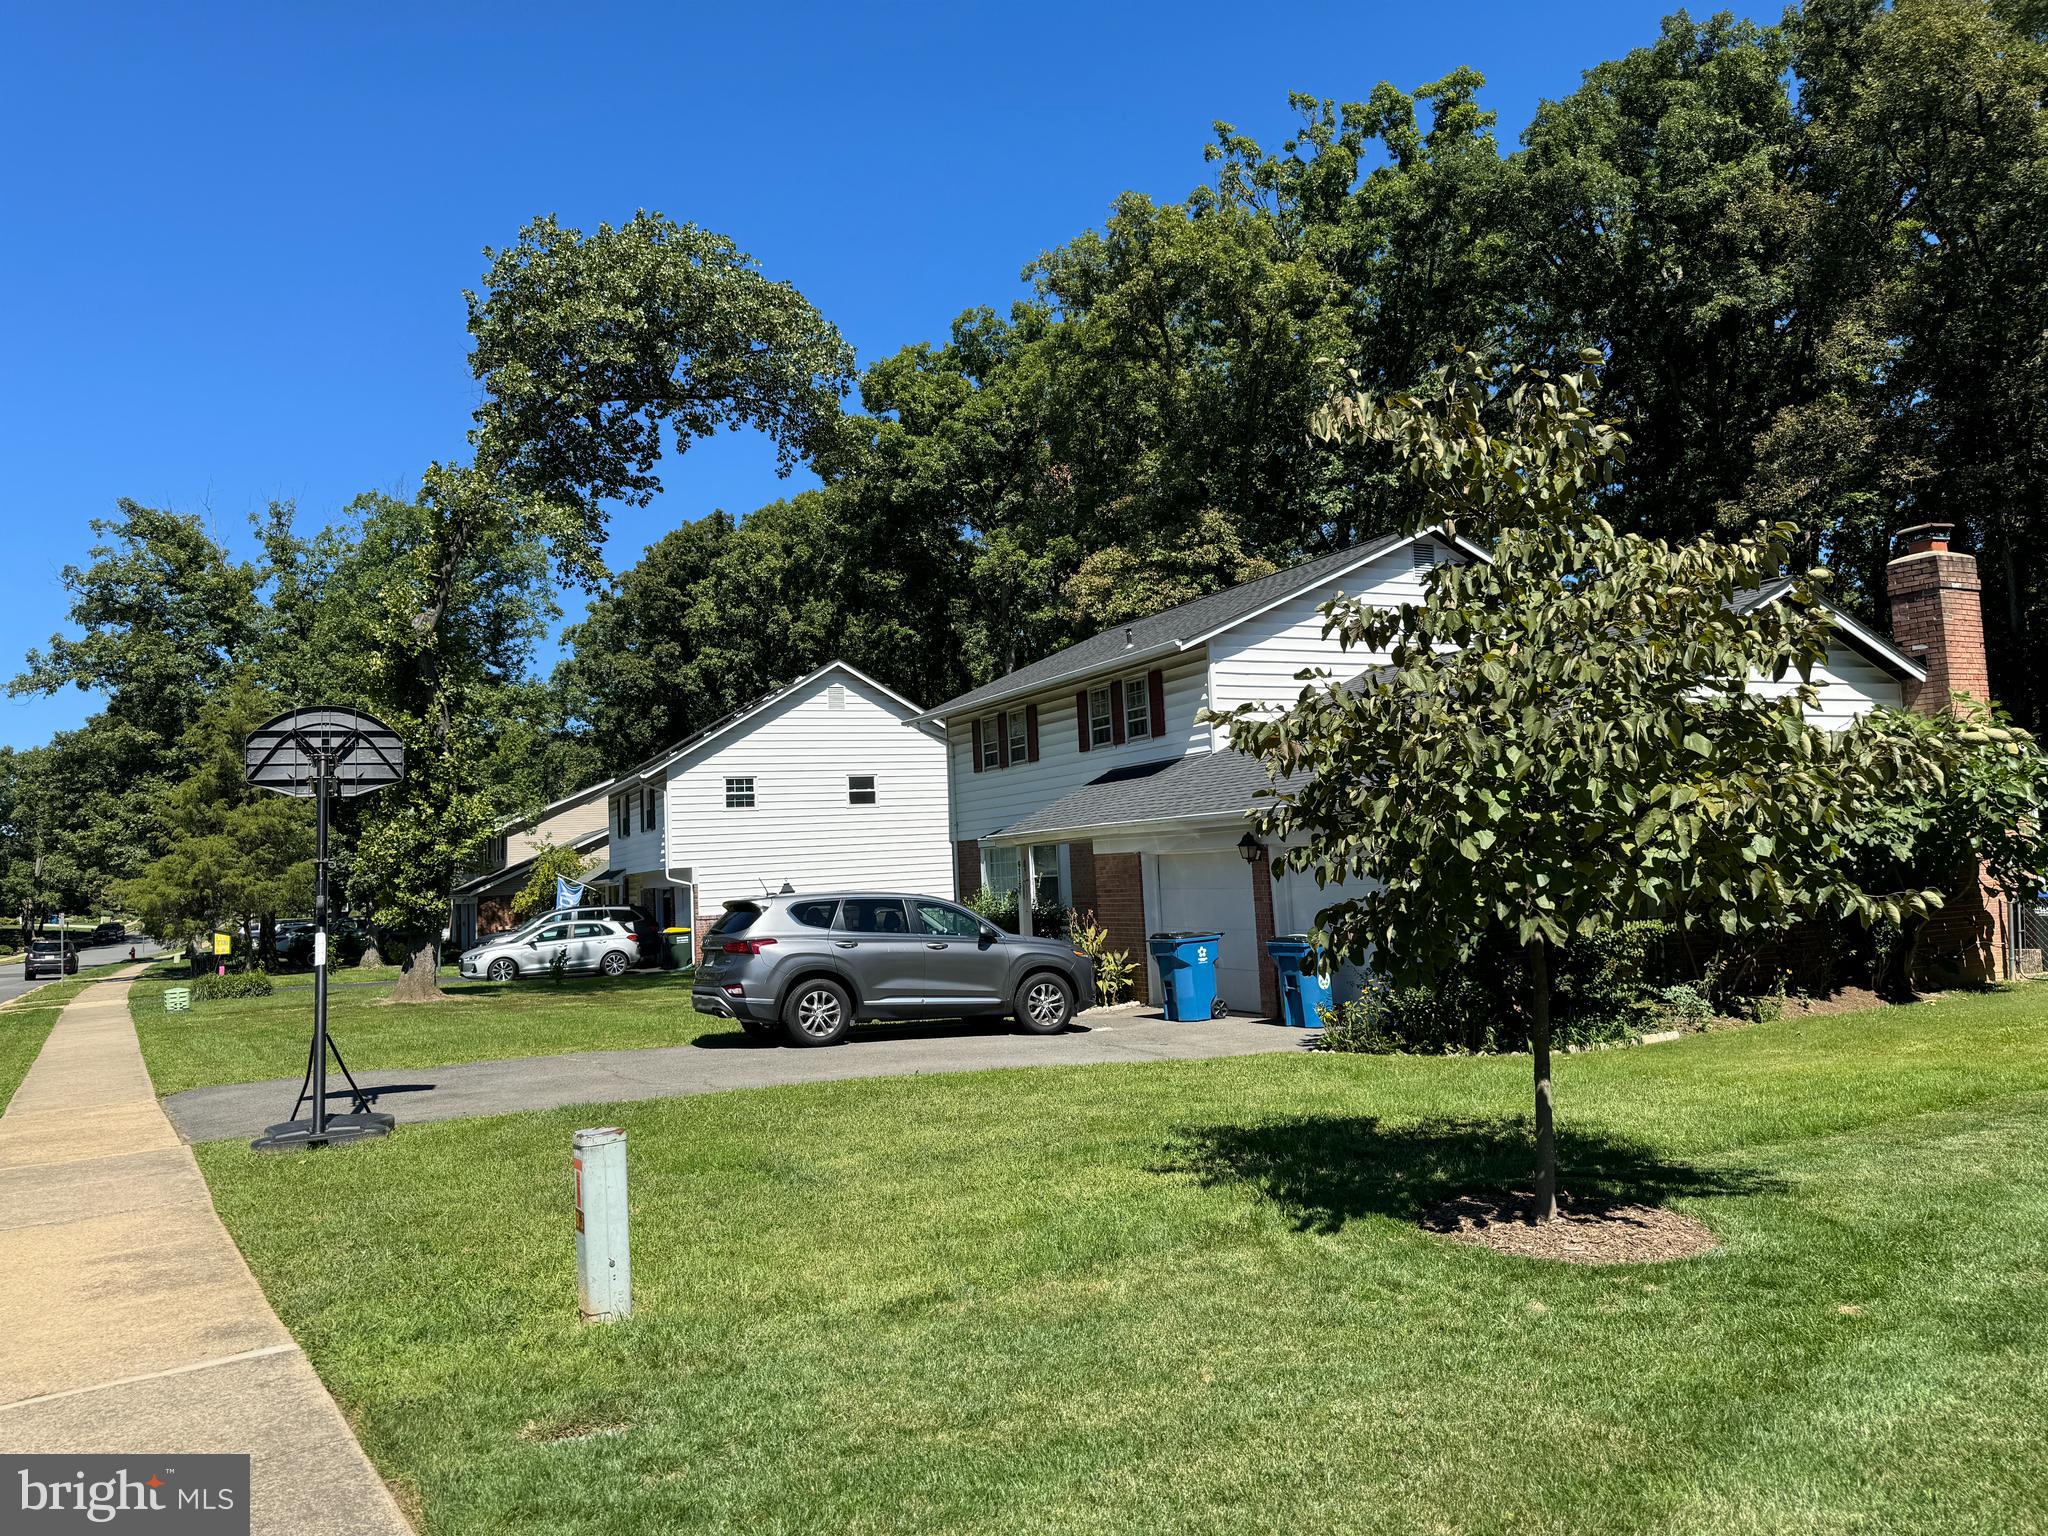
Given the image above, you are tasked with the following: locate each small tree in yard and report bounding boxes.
[510,843,597,924]
[1208,353,1942,1221]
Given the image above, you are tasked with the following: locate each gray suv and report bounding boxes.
[692,892,1094,1046]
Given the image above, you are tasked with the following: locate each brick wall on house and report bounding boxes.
[1250,854,1279,1019]
[954,840,981,904]
[1094,852,1150,1005]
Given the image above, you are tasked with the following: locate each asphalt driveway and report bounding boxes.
[162,1010,1311,1142]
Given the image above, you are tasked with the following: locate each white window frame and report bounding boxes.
[1123,675,1151,741]
[1088,687,1114,748]
[847,774,877,805]
[981,844,1022,899]
[979,716,1001,770]
[1007,710,1028,763]
[724,776,756,810]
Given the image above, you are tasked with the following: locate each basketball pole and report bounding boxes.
[310,752,331,1140]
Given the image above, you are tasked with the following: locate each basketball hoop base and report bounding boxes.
[250,1110,396,1153]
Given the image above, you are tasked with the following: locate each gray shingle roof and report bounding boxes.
[987,749,1291,842]
[922,533,1414,720]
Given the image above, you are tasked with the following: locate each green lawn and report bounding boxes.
[196,985,2048,1535]
[0,961,138,1111]
[132,963,718,1097]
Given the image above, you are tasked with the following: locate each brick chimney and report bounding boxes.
[1885,522,1989,713]
[1885,522,2008,983]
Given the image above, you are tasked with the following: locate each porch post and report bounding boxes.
[1020,844,1037,937]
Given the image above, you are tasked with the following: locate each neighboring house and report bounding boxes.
[589,660,953,952]
[919,527,1936,1017]
[449,777,616,949]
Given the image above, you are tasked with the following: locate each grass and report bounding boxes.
[0,960,140,1111]
[131,962,717,1097]
[195,985,2048,1535]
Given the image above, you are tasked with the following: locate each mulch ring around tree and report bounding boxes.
[1420,1190,1718,1265]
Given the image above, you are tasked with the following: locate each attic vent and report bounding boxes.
[1411,542,1437,572]
[827,683,846,710]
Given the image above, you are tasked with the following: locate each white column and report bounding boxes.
[1020,844,1037,937]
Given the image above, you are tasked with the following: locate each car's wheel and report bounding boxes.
[782,977,852,1047]
[598,949,631,977]
[1016,972,1075,1034]
[486,957,517,982]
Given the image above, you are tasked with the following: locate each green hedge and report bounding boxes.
[193,971,275,1001]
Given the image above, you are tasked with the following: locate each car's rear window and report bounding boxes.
[710,904,760,936]
[31,943,62,954]
[788,900,839,929]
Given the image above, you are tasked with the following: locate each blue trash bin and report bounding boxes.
[1266,935,1334,1028]
[1148,932,1223,1021]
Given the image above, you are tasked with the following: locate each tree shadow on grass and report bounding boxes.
[1159,1114,1779,1234]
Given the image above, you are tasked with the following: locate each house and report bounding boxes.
[448,777,616,950]
[586,660,953,952]
[919,527,1937,1016]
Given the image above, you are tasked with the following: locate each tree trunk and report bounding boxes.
[1529,939,1558,1223]
[390,937,444,1002]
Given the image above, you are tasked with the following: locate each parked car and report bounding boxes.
[90,921,124,945]
[24,940,79,979]
[459,915,641,981]
[473,905,659,961]
[692,891,1095,1047]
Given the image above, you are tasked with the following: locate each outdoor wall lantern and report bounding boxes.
[1238,832,1266,865]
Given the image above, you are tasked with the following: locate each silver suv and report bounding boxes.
[692,892,1095,1046]
[459,914,641,981]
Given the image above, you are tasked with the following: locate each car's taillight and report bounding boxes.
[721,937,777,956]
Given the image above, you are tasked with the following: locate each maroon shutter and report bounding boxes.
[996,710,1010,768]
[970,718,983,773]
[1076,690,1090,751]
[1025,703,1040,762]
[1148,669,1167,738]
[1110,680,1127,745]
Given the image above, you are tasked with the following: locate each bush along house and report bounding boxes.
[918,528,1938,1016]
[584,660,954,957]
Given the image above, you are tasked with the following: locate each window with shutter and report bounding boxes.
[978,717,1001,771]
[1024,703,1040,761]
[1088,687,1114,748]
[1007,710,1027,764]
[1123,674,1151,740]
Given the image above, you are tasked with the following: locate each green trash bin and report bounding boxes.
[663,927,693,971]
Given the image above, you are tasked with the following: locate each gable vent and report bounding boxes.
[1411,541,1436,572]
[827,683,846,710]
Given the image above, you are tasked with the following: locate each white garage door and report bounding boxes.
[1154,851,1261,1014]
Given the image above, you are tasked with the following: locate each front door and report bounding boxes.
[909,899,1009,1009]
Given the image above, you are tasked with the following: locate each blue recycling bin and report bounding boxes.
[1148,932,1223,1021]
[1266,935,1334,1028]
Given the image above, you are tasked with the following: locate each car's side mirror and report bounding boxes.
[981,926,1001,944]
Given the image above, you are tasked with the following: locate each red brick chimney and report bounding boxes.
[1885,522,1989,713]
[1886,522,2008,982]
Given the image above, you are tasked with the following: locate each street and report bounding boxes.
[0,936,160,1006]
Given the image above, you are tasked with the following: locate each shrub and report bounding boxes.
[193,970,274,1001]
[965,886,1070,938]
[1651,983,1713,1030]
[1070,913,1136,1006]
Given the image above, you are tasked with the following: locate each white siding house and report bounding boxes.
[919,529,1926,1018]
[596,661,952,950]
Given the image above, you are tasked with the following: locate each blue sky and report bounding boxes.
[0,0,1684,750]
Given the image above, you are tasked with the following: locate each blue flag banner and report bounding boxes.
[556,876,586,910]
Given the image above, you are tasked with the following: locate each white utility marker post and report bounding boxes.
[573,1126,631,1322]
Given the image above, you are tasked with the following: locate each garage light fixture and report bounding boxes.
[1238,832,1265,865]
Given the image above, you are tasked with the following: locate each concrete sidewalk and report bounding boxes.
[166,1008,1314,1143]
[0,969,411,1535]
